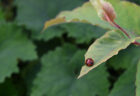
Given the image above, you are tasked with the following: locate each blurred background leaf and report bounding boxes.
[108,45,140,70]
[136,60,140,96]
[109,62,137,96]
[0,23,37,83]
[15,0,87,32]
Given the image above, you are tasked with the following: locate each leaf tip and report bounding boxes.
[43,17,66,31]
[77,65,90,79]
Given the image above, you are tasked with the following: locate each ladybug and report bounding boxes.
[85,58,94,67]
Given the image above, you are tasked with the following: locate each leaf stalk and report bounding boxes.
[104,13,140,46]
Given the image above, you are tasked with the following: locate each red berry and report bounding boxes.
[85,58,94,67]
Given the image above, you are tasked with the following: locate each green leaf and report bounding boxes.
[61,23,107,44]
[15,0,86,32]
[136,60,140,96]
[0,79,18,96]
[109,62,137,96]
[44,0,140,38]
[32,26,65,41]
[78,30,135,78]
[44,2,113,30]
[108,45,140,70]
[39,22,107,43]
[30,44,109,96]
[108,0,140,36]
[0,8,4,22]
[136,37,140,43]
[0,23,37,83]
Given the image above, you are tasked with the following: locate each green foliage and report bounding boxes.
[53,2,113,29]
[0,0,140,96]
[15,0,86,32]
[61,23,107,43]
[44,0,140,40]
[79,30,135,78]
[136,60,140,96]
[108,45,140,70]
[109,0,140,36]
[0,8,4,21]
[109,63,137,96]
[30,44,109,96]
[0,23,37,83]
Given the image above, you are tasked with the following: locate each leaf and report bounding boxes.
[61,23,107,44]
[32,26,65,41]
[38,22,107,43]
[44,2,113,30]
[0,8,5,22]
[109,62,137,96]
[0,23,37,83]
[136,37,140,40]
[44,0,140,37]
[136,60,140,96]
[30,44,110,96]
[90,0,116,22]
[136,37,140,43]
[15,0,86,32]
[108,45,140,70]
[108,0,140,36]
[43,17,66,30]
[78,30,135,78]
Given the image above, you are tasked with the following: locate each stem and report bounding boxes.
[133,41,140,46]
[112,21,130,38]
[112,22,140,45]
[103,12,130,38]
[103,12,140,46]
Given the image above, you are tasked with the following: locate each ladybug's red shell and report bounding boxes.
[85,58,94,67]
